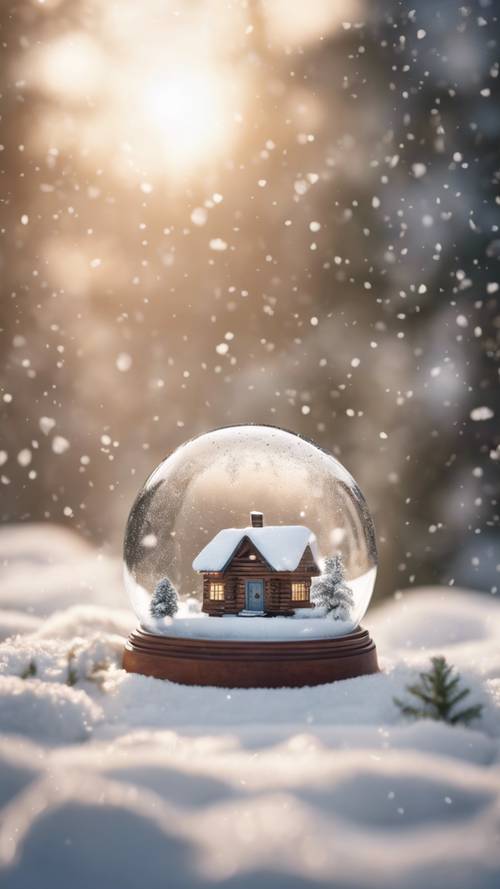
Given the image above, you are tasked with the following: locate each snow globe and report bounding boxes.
[123,424,379,686]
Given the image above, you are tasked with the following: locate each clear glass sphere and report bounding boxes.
[123,425,377,639]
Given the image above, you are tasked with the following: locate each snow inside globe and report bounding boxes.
[123,424,378,642]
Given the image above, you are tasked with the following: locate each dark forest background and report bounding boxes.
[1,0,499,603]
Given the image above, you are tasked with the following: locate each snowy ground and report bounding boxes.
[1,524,499,889]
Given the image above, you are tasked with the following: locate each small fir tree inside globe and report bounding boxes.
[150,577,179,619]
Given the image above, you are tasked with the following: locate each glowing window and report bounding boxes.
[291,582,309,602]
[209,582,224,601]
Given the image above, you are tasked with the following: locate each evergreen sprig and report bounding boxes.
[394,656,483,726]
[21,660,37,679]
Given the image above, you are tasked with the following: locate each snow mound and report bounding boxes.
[0,676,101,743]
[0,523,123,616]
[34,605,134,640]
[371,587,500,650]
[0,631,126,686]
[0,610,41,641]
[0,735,44,808]
[0,775,197,889]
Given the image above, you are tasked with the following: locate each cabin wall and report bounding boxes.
[201,537,319,616]
[270,573,315,613]
[202,571,316,615]
[202,572,235,616]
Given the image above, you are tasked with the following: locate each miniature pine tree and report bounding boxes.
[312,554,355,620]
[328,582,355,621]
[394,656,483,726]
[324,556,345,585]
[150,576,179,618]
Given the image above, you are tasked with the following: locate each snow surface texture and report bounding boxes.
[1,524,500,889]
[192,523,320,571]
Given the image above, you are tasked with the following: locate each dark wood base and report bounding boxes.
[122,626,379,688]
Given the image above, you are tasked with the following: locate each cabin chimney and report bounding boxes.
[250,511,264,528]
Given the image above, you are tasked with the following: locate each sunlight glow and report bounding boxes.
[21,0,247,182]
[142,68,230,170]
[32,32,104,101]
[18,0,359,183]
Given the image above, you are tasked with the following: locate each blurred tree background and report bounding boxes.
[1,0,499,601]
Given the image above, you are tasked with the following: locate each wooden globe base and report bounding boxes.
[123,626,379,688]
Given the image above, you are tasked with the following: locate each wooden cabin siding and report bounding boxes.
[201,538,320,616]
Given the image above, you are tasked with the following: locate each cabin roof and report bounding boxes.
[192,525,320,573]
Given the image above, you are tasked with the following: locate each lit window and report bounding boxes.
[209,582,224,601]
[291,582,308,602]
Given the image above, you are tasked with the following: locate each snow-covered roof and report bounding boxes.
[192,525,320,573]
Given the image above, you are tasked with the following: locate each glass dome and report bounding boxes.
[123,425,377,639]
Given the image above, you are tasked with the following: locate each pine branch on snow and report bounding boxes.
[394,656,483,726]
[20,660,37,679]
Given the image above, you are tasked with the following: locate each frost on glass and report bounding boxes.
[123,425,377,639]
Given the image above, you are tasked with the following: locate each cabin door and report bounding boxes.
[245,579,264,612]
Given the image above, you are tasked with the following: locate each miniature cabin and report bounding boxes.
[192,511,321,617]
